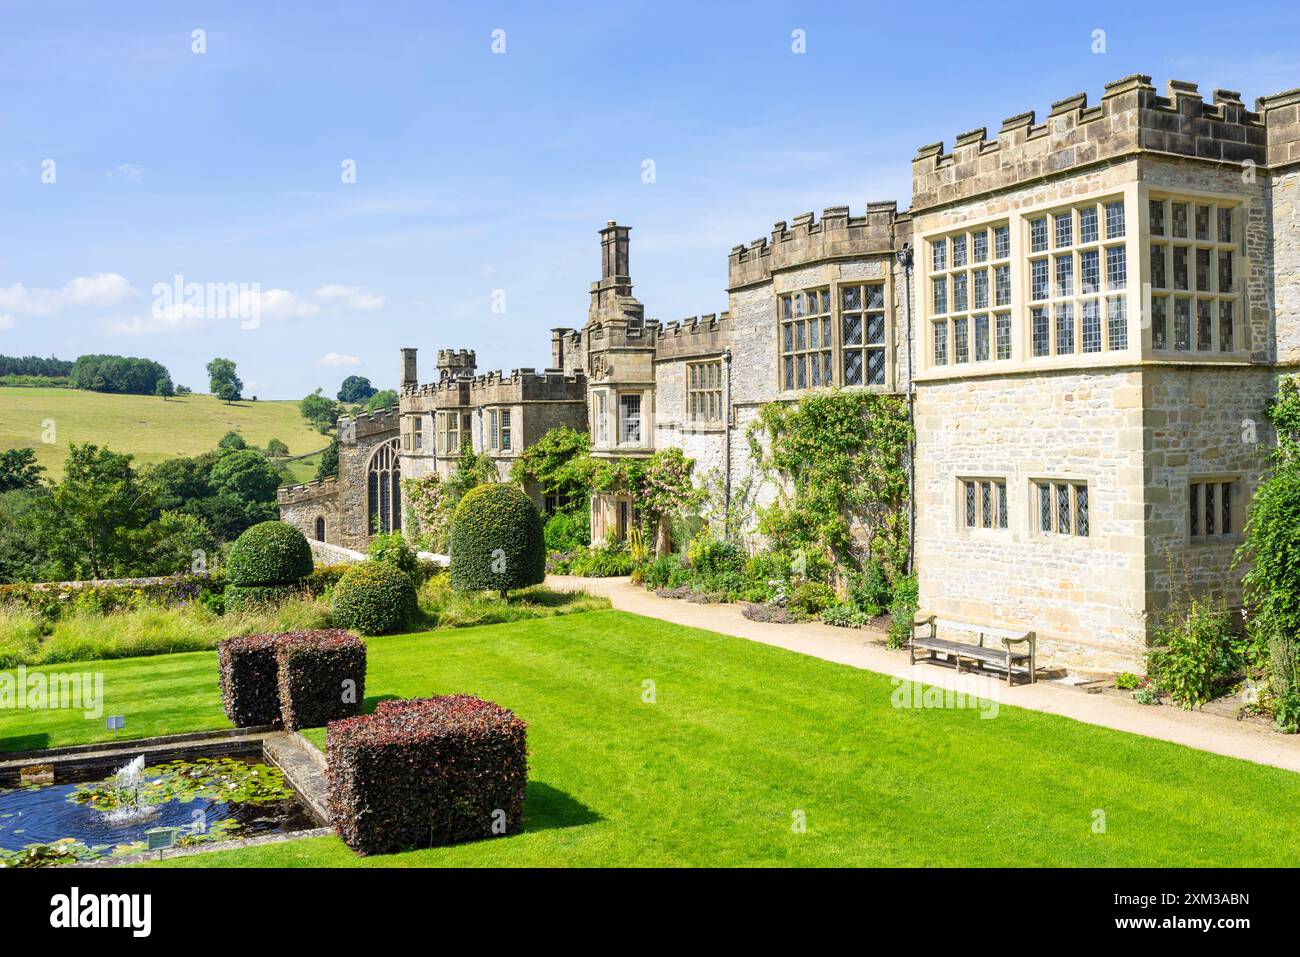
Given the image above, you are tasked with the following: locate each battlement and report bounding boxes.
[436,348,476,365]
[277,475,339,506]
[1258,87,1300,169]
[339,405,400,443]
[655,312,731,361]
[912,75,1269,212]
[727,202,899,289]
[436,348,477,381]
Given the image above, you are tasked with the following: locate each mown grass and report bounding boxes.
[0,387,327,480]
[3,610,1298,866]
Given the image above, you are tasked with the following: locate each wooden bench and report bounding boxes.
[910,615,1037,685]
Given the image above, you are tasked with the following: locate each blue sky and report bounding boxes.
[2,0,1299,399]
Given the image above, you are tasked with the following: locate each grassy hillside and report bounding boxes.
[0,387,329,481]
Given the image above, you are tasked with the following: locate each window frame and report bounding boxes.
[777,277,892,395]
[686,359,724,426]
[927,222,1012,369]
[1025,197,1130,361]
[1146,192,1244,357]
[1188,475,1243,542]
[957,476,1009,533]
[1030,478,1091,539]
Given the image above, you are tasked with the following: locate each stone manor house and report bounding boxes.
[280,73,1300,672]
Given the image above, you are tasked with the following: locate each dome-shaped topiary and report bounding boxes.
[331,560,418,636]
[449,484,545,597]
[226,521,314,587]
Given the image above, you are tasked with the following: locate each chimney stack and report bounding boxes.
[400,347,418,389]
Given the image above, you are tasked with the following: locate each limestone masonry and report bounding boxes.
[280,73,1300,672]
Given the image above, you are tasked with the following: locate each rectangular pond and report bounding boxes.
[0,745,319,867]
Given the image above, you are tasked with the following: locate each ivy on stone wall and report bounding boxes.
[1239,373,1300,730]
[748,390,911,582]
[509,427,594,507]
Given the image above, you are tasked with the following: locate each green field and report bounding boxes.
[4,609,1298,867]
[0,387,327,481]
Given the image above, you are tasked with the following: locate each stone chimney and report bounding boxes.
[400,347,418,389]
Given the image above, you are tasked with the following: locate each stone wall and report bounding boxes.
[1143,365,1274,612]
[915,369,1149,671]
[277,477,342,547]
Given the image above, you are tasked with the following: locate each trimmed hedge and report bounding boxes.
[218,629,366,731]
[449,484,544,595]
[217,634,283,728]
[326,694,528,855]
[223,583,300,614]
[331,561,417,636]
[226,521,313,587]
[276,630,367,732]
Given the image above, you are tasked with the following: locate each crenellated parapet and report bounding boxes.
[277,475,339,506]
[338,405,400,444]
[1258,87,1300,170]
[912,75,1269,212]
[727,202,900,289]
[655,312,731,361]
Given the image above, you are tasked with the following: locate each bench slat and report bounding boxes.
[913,637,1028,663]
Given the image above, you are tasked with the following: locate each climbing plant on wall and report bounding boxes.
[748,390,910,583]
[509,427,595,508]
[1239,373,1300,730]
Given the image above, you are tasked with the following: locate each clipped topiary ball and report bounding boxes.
[331,560,418,636]
[226,521,313,587]
[449,484,544,597]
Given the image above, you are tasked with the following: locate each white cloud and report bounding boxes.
[106,163,144,183]
[0,314,13,330]
[254,288,320,321]
[105,283,319,335]
[0,272,135,317]
[317,352,361,367]
[314,284,385,310]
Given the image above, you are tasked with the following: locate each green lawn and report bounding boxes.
[3,609,1299,866]
[0,387,327,480]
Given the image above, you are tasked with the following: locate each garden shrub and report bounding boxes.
[567,544,634,577]
[887,575,919,649]
[642,553,684,590]
[1239,451,1300,731]
[848,563,892,617]
[449,484,545,596]
[326,694,528,855]
[217,633,284,728]
[543,508,590,552]
[276,629,367,731]
[787,581,836,619]
[223,583,301,613]
[1115,672,1142,690]
[366,531,420,582]
[821,602,872,629]
[331,561,417,636]
[741,602,798,624]
[225,521,313,587]
[1147,598,1244,709]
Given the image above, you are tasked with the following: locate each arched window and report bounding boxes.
[314,516,326,542]
[367,439,402,535]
